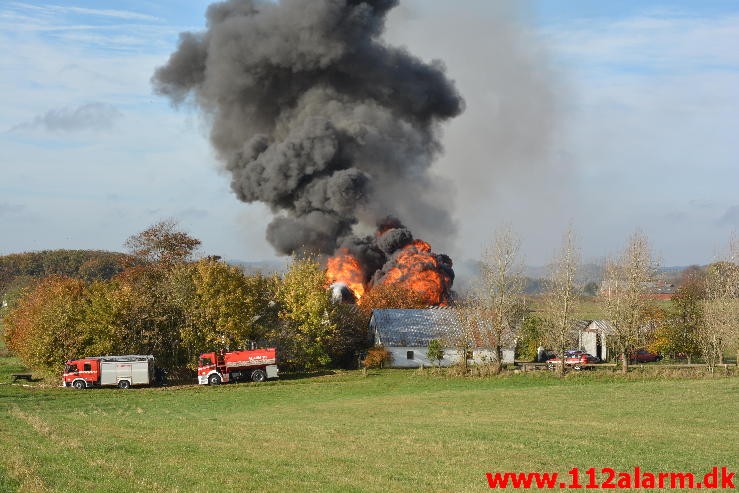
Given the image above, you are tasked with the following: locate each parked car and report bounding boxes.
[630,349,662,363]
[546,350,600,370]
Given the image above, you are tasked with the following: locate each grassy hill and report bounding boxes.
[0,364,736,492]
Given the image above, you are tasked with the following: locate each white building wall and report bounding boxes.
[385,347,514,368]
[579,330,610,361]
[471,349,515,365]
[579,331,597,357]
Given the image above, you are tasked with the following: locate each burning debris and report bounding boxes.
[327,248,365,299]
[153,0,462,305]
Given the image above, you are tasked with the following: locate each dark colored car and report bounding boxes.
[630,349,662,363]
[546,350,600,370]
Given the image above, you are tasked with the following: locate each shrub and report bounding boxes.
[363,346,391,368]
[426,339,444,367]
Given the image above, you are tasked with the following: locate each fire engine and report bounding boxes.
[63,355,155,389]
[198,348,278,385]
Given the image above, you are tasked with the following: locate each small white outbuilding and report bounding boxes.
[577,320,615,362]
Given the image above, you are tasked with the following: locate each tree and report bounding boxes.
[125,219,201,265]
[459,227,525,374]
[179,259,278,365]
[108,265,187,369]
[445,308,475,371]
[273,256,340,370]
[362,346,391,368]
[515,315,545,362]
[600,231,659,373]
[542,228,580,376]
[583,281,599,297]
[0,250,134,296]
[3,276,88,374]
[700,236,739,370]
[650,270,703,362]
[426,339,444,367]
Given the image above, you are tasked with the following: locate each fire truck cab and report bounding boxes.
[198,348,278,385]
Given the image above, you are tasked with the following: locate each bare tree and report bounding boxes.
[543,228,581,376]
[459,227,525,374]
[600,231,659,374]
[700,235,739,370]
[446,309,475,371]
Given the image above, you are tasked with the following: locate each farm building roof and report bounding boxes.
[582,320,616,334]
[370,308,462,347]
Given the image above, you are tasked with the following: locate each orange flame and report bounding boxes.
[326,248,365,299]
[377,240,449,305]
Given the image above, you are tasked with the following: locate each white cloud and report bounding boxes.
[9,2,159,22]
[544,13,739,71]
[543,11,739,264]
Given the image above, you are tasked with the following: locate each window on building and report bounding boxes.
[406,350,414,360]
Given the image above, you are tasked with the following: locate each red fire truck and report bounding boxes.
[198,348,278,385]
[63,355,155,389]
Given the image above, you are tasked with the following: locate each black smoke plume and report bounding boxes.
[153,0,463,260]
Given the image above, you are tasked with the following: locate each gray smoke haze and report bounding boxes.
[10,102,122,133]
[384,1,569,264]
[153,0,463,257]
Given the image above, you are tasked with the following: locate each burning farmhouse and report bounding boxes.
[153,0,463,302]
[327,217,454,305]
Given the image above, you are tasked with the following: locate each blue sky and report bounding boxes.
[1,0,737,267]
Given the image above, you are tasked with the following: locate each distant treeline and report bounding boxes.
[0,250,137,296]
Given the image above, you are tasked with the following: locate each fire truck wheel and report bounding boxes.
[118,380,131,389]
[208,374,221,386]
[72,380,85,390]
[251,369,266,383]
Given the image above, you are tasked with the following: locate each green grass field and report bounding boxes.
[1,360,737,493]
[526,297,673,321]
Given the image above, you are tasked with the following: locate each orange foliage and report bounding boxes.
[3,276,88,373]
[362,346,391,368]
[358,283,428,315]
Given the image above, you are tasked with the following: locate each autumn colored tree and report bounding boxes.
[178,259,279,367]
[100,266,185,368]
[0,250,133,295]
[3,224,380,375]
[649,271,703,362]
[3,276,88,374]
[359,283,428,313]
[76,280,125,358]
[272,257,340,370]
[125,219,201,265]
[362,346,391,368]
